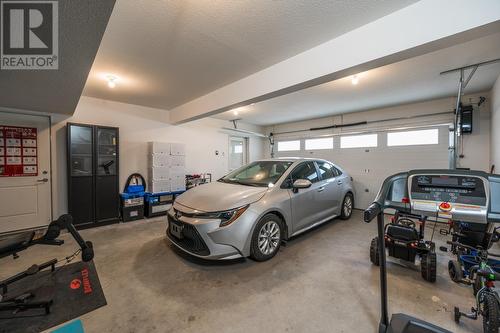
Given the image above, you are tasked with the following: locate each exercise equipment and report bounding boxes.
[364,168,500,332]
[370,211,437,282]
[0,214,94,316]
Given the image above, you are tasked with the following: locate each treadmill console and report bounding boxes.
[408,173,489,224]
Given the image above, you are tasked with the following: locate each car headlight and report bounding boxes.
[217,205,249,227]
[174,205,249,227]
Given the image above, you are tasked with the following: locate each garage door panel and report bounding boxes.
[276,126,449,209]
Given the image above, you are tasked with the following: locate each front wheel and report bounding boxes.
[448,260,463,283]
[250,214,283,262]
[473,275,484,296]
[370,237,380,266]
[481,292,499,333]
[340,193,354,220]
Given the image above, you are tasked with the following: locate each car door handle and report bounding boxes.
[317,186,325,192]
[337,181,343,185]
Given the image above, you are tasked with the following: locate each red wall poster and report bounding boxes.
[0,125,38,177]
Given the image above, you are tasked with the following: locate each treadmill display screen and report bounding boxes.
[410,175,487,205]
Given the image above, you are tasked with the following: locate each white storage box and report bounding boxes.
[150,154,171,167]
[170,143,186,156]
[149,167,170,180]
[171,177,186,192]
[169,155,185,167]
[169,166,185,177]
[149,180,171,193]
[149,142,171,155]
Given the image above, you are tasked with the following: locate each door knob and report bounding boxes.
[37,178,49,183]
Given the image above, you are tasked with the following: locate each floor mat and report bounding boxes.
[0,260,106,333]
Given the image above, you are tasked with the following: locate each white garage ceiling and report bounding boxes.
[213,32,500,126]
[83,0,418,110]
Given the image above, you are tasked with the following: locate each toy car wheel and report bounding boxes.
[482,292,499,333]
[454,307,461,323]
[421,252,436,282]
[370,237,380,266]
[448,260,463,283]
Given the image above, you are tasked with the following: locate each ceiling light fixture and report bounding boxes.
[107,75,117,88]
[351,75,359,85]
[233,110,239,116]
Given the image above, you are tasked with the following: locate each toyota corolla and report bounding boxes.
[166,158,354,261]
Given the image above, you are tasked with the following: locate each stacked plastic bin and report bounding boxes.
[148,142,186,193]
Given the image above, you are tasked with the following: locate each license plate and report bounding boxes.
[170,222,183,239]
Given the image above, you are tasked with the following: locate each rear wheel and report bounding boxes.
[250,214,283,262]
[448,260,463,283]
[340,193,354,220]
[421,252,437,282]
[370,237,380,266]
[454,307,461,323]
[481,292,499,333]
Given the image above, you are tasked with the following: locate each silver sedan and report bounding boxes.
[166,158,355,261]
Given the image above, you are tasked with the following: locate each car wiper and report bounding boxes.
[230,180,261,187]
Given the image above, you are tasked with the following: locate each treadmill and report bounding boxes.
[364,169,500,333]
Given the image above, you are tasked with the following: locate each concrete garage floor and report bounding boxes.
[1,211,484,333]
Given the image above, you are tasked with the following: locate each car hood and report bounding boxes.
[175,181,268,212]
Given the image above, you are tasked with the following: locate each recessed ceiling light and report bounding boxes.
[107,75,118,88]
[351,75,359,85]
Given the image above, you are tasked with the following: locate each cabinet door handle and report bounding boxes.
[37,178,49,183]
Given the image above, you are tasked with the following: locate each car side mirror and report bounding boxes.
[292,179,312,191]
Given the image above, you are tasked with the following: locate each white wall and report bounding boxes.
[51,97,266,217]
[492,75,500,173]
[265,92,491,172]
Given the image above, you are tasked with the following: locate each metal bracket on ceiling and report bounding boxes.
[440,57,500,169]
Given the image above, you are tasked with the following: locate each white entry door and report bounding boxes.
[229,136,248,171]
[0,112,52,234]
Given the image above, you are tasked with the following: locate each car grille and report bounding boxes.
[167,214,210,256]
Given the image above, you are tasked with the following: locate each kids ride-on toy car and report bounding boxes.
[370,210,437,282]
[447,240,500,294]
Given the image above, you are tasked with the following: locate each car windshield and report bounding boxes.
[219,161,293,187]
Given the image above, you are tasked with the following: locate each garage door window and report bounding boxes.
[387,129,439,146]
[277,140,300,152]
[305,137,333,150]
[340,134,378,148]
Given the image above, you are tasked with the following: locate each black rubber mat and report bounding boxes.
[0,260,106,333]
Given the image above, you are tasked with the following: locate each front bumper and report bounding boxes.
[165,203,259,260]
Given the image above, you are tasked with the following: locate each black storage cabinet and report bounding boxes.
[67,123,120,228]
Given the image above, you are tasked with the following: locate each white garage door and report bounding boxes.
[276,126,450,209]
